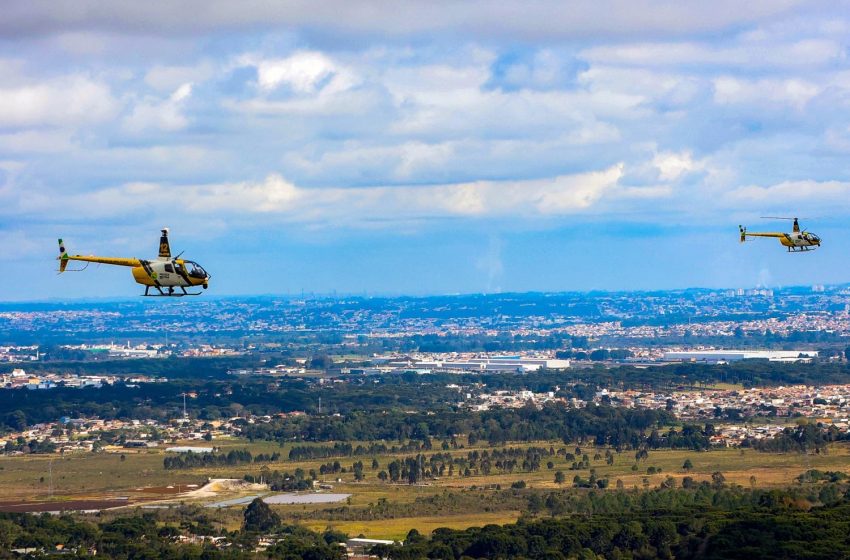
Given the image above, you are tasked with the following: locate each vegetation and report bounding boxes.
[243,497,280,533]
[4,481,850,558]
[746,423,845,453]
[163,449,278,470]
[242,405,675,449]
[6,355,850,434]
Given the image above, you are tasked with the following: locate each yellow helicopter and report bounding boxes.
[58,228,210,296]
[739,217,821,253]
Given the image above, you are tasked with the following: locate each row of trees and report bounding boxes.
[163,449,255,470]
[746,423,846,453]
[288,442,390,461]
[243,404,676,449]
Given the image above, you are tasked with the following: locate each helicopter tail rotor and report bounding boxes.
[739,226,746,243]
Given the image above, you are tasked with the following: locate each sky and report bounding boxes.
[3,1,850,300]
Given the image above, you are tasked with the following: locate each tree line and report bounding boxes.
[163,449,279,470]
[243,404,675,449]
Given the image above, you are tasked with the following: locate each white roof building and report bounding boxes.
[662,350,817,363]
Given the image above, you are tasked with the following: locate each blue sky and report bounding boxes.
[3,1,850,299]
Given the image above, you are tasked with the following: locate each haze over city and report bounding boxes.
[3,1,850,299]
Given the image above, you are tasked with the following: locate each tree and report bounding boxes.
[711,471,726,489]
[323,528,348,545]
[243,497,280,532]
[309,354,334,370]
[405,528,426,546]
[554,471,565,484]
[353,461,365,481]
[0,519,21,550]
[682,459,693,472]
[5,410,26,431]
[590,349,610,361]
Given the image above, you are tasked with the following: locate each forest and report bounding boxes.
[4,481,850,559]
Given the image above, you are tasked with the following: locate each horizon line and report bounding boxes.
[0,283,845,305]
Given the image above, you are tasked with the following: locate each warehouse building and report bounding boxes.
[662,350,817,363]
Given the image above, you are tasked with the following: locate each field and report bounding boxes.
[3,438,850,539]
[300,512,522,541]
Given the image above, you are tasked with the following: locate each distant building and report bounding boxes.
[386,356,570,373]
[662,350,817,363]
[123,440,158,448]
[346,538,397,554]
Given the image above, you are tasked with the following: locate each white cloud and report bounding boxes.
[713,76,820,109]
[244,51,358,94]
[144,62,214,91]
[227,88,381,116]
[582,39,844,69]
[282,134,621,186]
[10,165,647,224]
[727,179,850,205]
[0,75,119,127]
[123,82,193,132]
[386,77,642,139]
[0,129,75,153]
[579,66,675,94]
[653,151,704,181]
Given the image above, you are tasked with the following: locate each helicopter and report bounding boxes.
[57,228,210,296]
[738,217,821,253]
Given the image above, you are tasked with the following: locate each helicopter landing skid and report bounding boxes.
[787,246,817,253]
[143,286,202,297]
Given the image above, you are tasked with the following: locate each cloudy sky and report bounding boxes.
[3,0,850,299]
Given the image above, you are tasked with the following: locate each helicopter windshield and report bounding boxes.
[805,233,820,243]
[185,261,208,279]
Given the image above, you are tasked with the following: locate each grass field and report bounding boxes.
[3,437,850,537]
[300,511,522,540]
[0,450,202,500]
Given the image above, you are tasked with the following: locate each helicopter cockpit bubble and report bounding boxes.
[186,261,208,279]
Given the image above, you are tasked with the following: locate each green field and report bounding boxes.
[3,438,850,539]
